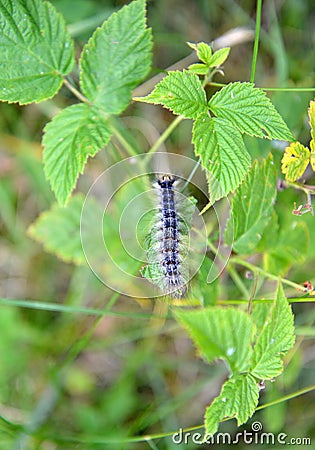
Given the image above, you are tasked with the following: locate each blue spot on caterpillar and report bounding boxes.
[141,174,197,299]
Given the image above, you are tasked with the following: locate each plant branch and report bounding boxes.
[250,0,262,82]
[247,270,258,314]
[50,383,315,443]
[206,238,250,299]
[145,115,184,161]
[63,78,91,104]
[284,180,315,193]
[108,118,139,157]
[181,160,200,192]
[230,257,304,291]
[133,27,254,97]
[261,86,315,92]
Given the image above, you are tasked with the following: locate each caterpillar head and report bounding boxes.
[156,174,176,189]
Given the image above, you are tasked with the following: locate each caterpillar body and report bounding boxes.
[142,175,195,299]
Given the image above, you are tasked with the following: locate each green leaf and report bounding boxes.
[263,221,309,275]
[80,0,152,114]
[208,82,294,141]
[175,307,254,374]
[187,41,212,64]
[136,71,208,119]
[207,47,230,67]
[192,114,251,204]
[250,284,295,379]
[0,0,74,104]
[309,99,315,170]
[308,100,315,142]
[196,42,212,64]
[256,210,279,253]
[311,139,315,172]
[28,195,86,264]
[309,100,315,172]
[225,154,277,254]
[43,103,112,205]
[281,141,310,182]
[251,302,273,335]
[28,194,106,265]
[188,63,209,75]
[204,374,259,435]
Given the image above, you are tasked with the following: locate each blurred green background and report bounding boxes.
[0,0,315,448]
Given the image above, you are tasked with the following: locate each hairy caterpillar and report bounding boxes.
[142,174,196,298]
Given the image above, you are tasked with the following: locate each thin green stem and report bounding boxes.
[284,180,315,193]
[108,118,139,157]
[228,265,251,299]
[209,82,315,92]
[181,159,200,192]
[13,292,121,449]
[63,78,140,158]
[261,86,315,92]
[217,297,313,305]
[6,380,315,445]
[255,383,315,411]
[136,383,315,440]
[41,383,315,444]
[145,115,184,160]
[0,297,163,319]
[202,68,217,88]
[58,292,120,369]
[206,238,250,299]
[63,78,91,104]
[146,438,160,450]
[250,0,262,82]
[247,270,259,313]
[230,257,303,291]
[196,224,306,299]
[209,81,227,88]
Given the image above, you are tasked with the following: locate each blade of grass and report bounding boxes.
[0,298,164,319]
[250,0,262,82]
